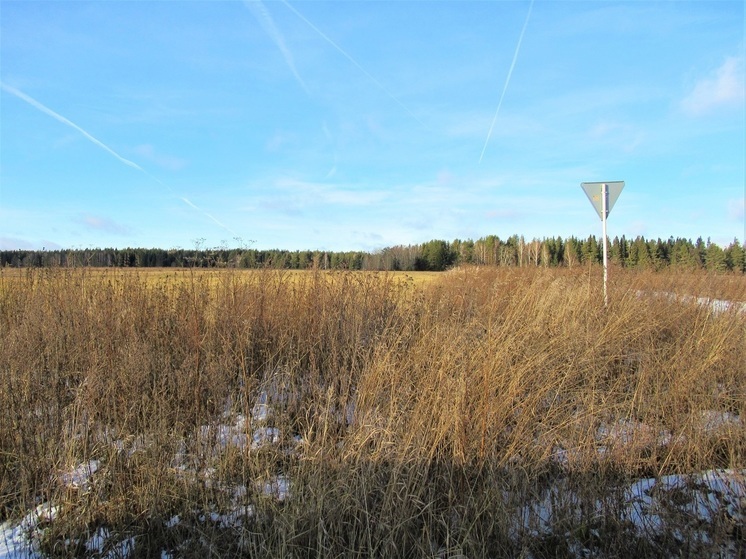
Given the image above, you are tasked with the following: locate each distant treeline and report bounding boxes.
[2,235,744,273]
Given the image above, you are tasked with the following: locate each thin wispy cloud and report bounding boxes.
[681,56,745,115]
[265,129,297,152]
[0,82,237,237]
[322,122,338,179]
[588,120,644,153]
[0,236,63,250]
[280,0,426,128]
[0,237,36,250]
[258,198,304,218]
[133,144,187,171]
[485,208,521,220]
[79,214,131,235]
[479,0,535,163]
[727,197,745,222]
[245,0,310,94]
[276,177,389,207]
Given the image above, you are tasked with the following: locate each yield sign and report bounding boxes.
[581,181,624,220]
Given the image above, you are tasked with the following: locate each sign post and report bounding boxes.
[581,181,625,306]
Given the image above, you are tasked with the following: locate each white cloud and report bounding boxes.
[681,56,745,115]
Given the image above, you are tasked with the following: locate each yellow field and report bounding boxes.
[0,266,444,287]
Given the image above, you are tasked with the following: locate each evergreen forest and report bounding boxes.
[1,235,744,273]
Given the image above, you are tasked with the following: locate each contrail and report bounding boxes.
[1,82,237,236]
[179,199,228,230]
[181,197,200,210]
[1,82,144,172]
[204,212,231,230]
[179,197,229,230]
[245,0,311,94]
[479,0,534,164]
[280,0,427,128]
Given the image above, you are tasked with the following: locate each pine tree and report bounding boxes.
[724,239,745,273]
[705,240,727,272]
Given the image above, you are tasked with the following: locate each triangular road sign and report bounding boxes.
[581,181,624,220]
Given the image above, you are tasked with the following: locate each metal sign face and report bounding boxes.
[581,181,625,220]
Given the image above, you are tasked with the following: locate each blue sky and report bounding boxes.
[1,0,744,252]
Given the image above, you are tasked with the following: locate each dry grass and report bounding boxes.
[0,266,743,557]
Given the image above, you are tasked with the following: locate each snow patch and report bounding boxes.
[58,460,100,490]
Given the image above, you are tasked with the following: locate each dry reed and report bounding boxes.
[0,266,743,557]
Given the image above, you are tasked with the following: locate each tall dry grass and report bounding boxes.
[0,266,743,557]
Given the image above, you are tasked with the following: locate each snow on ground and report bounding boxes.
[518,469,745,538]
[635,290,746,315]
[0,386,294,559]
[1,503,58,559]
[4,412,744,558]
[3,304,744,559]
[84,529,135,559]
[624,470,746,534]
[58,460,100,490]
